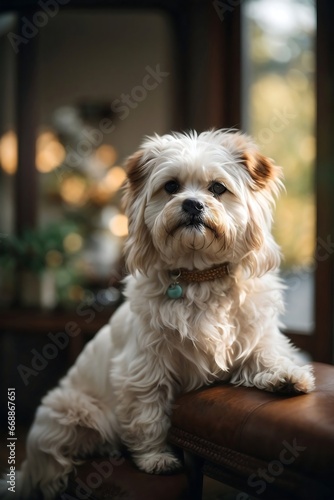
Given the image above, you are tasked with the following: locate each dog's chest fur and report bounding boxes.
[124,272,245,389]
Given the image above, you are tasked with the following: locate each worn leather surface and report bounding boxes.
[64,457,187,500]
[169,362,334,496]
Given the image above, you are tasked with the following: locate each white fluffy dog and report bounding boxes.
[1,130,315,499]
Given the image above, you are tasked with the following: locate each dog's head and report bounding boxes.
[123,130,282,276]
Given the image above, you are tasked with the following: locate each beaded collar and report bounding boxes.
[166,263,230,299]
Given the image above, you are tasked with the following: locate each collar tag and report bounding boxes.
[167,283,183,299]
[166,270,183,299]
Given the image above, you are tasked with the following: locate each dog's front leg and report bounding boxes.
[115,376,182,474]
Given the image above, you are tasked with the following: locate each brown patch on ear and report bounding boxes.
[122,149,157,275]
[240,151,277,190]
[124,150,146,185]
[122,150,147,212]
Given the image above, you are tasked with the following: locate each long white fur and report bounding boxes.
[0,130,315,499]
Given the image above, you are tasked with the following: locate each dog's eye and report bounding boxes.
[164,180,180,194]
[209,182,227,195]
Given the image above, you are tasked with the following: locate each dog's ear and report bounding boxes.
[219,131,282,191]
[123,150,148,196]
[122,150,157,275]
[239,151,280,191]
[219,132,282,275]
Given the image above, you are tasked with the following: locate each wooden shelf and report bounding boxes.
[0,307,115,335]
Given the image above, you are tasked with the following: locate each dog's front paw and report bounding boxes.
[254,365,315,394]
[133,450,182,474]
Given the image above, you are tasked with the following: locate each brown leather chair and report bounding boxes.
[64,362,333,499]
[168,362,334,500]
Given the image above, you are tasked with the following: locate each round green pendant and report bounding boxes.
[167,284,183,299]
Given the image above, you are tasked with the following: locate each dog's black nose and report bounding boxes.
[182,199,205,215]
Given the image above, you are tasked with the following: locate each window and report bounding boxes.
[242,0,316,335]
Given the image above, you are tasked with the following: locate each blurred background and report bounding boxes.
[0,10,175,312]
[0,1,316,318]
[0,0,333,440]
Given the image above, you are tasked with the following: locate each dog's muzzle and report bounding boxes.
[169,198,218,237]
